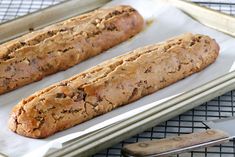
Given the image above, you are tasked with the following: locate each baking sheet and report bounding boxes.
[1,0,235,156]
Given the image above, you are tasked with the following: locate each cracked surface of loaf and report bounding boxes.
[8,33,219,138]
[0,5,144,94]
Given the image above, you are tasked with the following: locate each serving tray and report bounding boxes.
[0,0,235,156]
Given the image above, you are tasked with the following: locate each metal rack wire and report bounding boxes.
[94,94,235,156]
[0,0,63,22]
[0,1,235,157]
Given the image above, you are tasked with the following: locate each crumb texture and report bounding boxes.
[0,5,144,94]
[8,33,219,138]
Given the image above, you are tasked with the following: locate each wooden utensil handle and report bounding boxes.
[0,153,8,157]
[122,129,230,157]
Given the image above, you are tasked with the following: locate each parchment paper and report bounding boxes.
[1,0,235,156]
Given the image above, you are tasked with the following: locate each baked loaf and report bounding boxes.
[0,5,144,94]
[8,33,219,138]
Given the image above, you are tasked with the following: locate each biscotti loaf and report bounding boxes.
[0,5,144,94]
[8,33,219,138]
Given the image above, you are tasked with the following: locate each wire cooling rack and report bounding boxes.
[0,1,235,157]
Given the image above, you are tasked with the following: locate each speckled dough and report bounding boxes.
[0,5,144,94]
[8,33,219,138]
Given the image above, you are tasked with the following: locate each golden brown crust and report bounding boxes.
[0,5,144,94]
[8,33,219,138]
